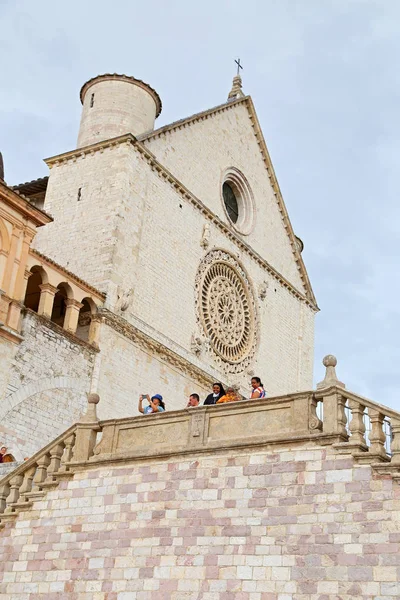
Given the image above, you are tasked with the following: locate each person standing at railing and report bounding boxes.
[203,382,226,405]
[138,394,166,414]
[216,387,241,404]
[250,377,266,399]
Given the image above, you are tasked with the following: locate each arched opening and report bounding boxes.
[76,297,95,342]
[51,283,71,328]
[24,266,46,312]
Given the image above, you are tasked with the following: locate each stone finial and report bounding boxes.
[228,75,245,101]
[80,392,100,423]
[0,152,4,181]
[316,355,345,390]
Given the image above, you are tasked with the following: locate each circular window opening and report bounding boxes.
[222,182,239,224]
[221,168,255,235]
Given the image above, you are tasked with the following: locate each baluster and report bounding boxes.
[32,454,50,490]
[348,399,367,451]
[0,482,10,514]
[45,443,65,482]
[18,465,37,500]
[4,475,23,512]
[390,416,400,465]
[59,434,75,472]
[369,409,388,460]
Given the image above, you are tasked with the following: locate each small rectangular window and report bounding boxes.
[77,187,82,201]
[90,93,95,108]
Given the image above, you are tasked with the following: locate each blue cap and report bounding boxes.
[151,394,163,401]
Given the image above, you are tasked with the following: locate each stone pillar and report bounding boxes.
[13,230,34,301]
[38,283,58,318]
[1,226,21,296]
[64,299,83,334]
[6,300,22,331]
[72,393,101,463]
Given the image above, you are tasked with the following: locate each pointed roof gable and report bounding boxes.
[140,97,317,308]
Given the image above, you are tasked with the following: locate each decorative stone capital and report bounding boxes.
[316,355,345,390]
[65,298,83,309]
[80,392,100,423]
[38,283,58,295]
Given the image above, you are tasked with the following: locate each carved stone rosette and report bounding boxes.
[195,250,258,374]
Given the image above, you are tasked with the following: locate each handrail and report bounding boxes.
[0,423,77,493]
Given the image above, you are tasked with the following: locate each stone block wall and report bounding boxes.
[0,444,399,599]
[144,101,305,293]
[0,311,96,459]
[95,321,212,418]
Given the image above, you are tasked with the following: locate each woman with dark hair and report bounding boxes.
[138,394,166,414]
[250,377,266,399]
[203,382,226,405]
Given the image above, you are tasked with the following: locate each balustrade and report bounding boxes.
[1,368,400,525]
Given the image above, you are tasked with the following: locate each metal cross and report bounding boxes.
[235,58,243,76]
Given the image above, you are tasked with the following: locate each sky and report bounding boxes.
[1,0,400,410]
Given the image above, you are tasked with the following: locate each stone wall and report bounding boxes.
[0,443,398,599]
[0,310,96,459]
[95,319,212,418]
[144,101,305,293]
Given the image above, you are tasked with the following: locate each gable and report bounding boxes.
[142,98,316,306]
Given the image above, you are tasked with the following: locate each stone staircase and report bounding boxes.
[1,356,400,529]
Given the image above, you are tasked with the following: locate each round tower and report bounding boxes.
[77,73,162,148]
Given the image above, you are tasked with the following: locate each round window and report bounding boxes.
[221,168,255,235]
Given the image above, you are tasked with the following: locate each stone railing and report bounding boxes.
[315,355,399,472]
[1,357,400,524]
[0,425,77,528]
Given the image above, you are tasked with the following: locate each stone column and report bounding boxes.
[12,230,34,301]
[64,299,83,334]
[38,283,58,318]
[72,393,101,463]
[1,226,21,297]
[6,300,23,331]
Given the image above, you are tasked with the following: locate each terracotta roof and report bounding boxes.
[12,176,48,196]
[79,73,162,117]
[30,249,106,300]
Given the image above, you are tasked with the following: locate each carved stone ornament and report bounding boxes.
[258,281,268,301]
[116,287,134,312]
[195,250,258,373]
[200,223,210,249]
[190,334,203,356]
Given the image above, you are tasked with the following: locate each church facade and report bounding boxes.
[0,73,318,459]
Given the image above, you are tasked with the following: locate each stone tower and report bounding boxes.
[77,73,162,147]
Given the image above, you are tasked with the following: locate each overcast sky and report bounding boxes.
[1,0,399,410]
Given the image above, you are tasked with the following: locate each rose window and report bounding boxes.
[198,259,255,364]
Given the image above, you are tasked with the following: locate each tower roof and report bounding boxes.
[79,73,162,117]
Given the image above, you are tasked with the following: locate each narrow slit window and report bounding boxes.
[77,187,82,201]
[90,93,95,108]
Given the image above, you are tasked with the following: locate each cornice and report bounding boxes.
[79,73,162,117]
[44,135,132,166]
[29,249,106,301]
[133,140,319,311]
[94,309,216,388]
[0,180,52,227]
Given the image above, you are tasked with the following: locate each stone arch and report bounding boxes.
[24,265,49,312]
[51,282,73,327]
[1,376,88,421]
[76,296,97,343]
